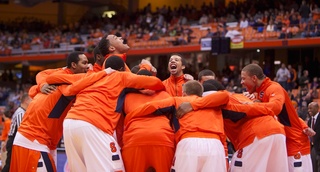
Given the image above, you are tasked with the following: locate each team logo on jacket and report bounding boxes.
[259,91,264,99]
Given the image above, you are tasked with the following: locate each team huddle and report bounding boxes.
[2,34,316,172]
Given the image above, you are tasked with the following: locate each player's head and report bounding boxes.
[20,93,32,109]
[198,69,216,83]
[203,79,225,91]
[241,64,265,94]
[168,53,186,77]
[66,51,89,74]
[93,46,104,66]
[203,83,218,92]
[137,69,152,76]
[104,55,125,71]
[182,80,203,97]
[98,34,130,57]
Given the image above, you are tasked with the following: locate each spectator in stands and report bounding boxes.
[205,28,214,38]
[266,20,276,32]
[276,63,290,91]
[311,4,320,21]
[311,77,319,89]
[287,65,297,91]
[301,20,318,37]
[213,24,226,37]
[253,18,265,33]
[299,70,310,89]
[289,14,300,28]
[225,26,241,39]
[199,13,209,25]
[299,1,311,25]
[239,16,249,29]
[310,86,319,100]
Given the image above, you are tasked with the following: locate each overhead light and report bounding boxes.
[274,60,281,65]
[102,11,116,18]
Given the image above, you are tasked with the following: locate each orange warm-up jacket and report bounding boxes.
[19,69,105,150]
[93,63,103,72]
[28,68,63,98]
[1,118,11,141]
[256,77,310,156]
[162,75,187,97]
[221,93,285,151]
[125,92,229,144]
[47,71,165,136]
[123,91,175,149]
[102,54,131,72]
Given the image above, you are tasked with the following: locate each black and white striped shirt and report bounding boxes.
[8,107,26,137]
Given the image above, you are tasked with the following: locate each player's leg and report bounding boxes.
[230,134,288,172]
[79,121,125,171]
[10,145,41,172]
[148,145,174,172]
[122,146,148,172]
[202,138,226,172]
[172,138,225,172]
[63,119,87,172]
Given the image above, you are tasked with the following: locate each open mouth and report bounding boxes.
[170,64,177,69]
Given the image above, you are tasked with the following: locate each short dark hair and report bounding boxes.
[242,64,265,80]
[198,69,215,81]
[67,51,83,68]
[93,46,101,62]
[130,65,140,74]
[98,35,110,57]
[137,69,152,76]
[203,79,225,91]
[104,55,125,71]
[183,80,203,97]
[3,108,12,118]
[170,53,187,66]
[203,83,218,92]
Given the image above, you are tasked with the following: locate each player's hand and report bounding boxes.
[303,127,316,137]
[1,142,6,152]
[87,63,93,71]
[104,67,116,75]
[239,101,253,105]
[40,84,56,94]
[176,102,193,119]
[151,66,157,76]
[140,59,152,67]
[184,74,194,81]
[139,89,155,95]
[243,92,256,100]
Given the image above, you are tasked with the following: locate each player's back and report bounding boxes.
[123,91,174,149]
[18,84,74,150]
[173,95,224,143]
[66,71,164,137]
[258,79,306,156]
[224,93,285,150]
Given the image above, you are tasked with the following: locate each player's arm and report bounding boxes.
[176,91,229,118]
[191,91,229,110]
[123,73,165,91]
[46,73,86,85]
[28,85,38,98]
[226,101,275,117]
[260,85,286,116]
[60,71,109,96]
[124,97,176,124]
[300,118,316,137]
[30,68,62,96]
